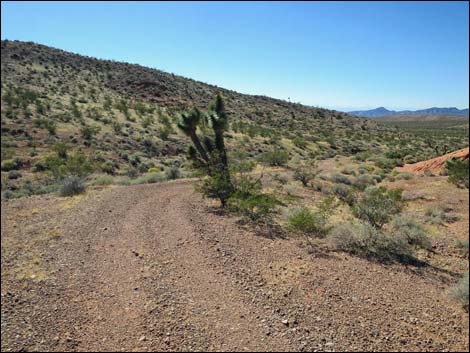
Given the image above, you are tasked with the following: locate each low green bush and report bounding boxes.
[446,158,469,189]
[395,172,414,180]
[132,172,166,185]
[93,175,115,186]
[229,193,278,222]
[330,173,352,185]
[59,176,86,196]
[332,184,355,206]
[261,148,289,166]
[8,170,22,179]
[353,174,376,191]
[425,207,460,225]
[166,165,181,180]
[328,222,415,264]
[1,158,20,171]
[287,196,337,241]
[352,186,404,229]
[293,167,314,186]
[451,272,469,311]
[391,215,431,250]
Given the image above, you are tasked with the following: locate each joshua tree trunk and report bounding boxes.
[189,131,209,163]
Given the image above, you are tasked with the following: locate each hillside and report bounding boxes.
[1,40,468,199]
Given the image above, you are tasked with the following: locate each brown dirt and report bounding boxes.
[1,181,469,352]
[397,147,469,176]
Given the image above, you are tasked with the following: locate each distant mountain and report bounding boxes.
[349,107,469,118]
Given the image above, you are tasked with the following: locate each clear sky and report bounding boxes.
[1,1,469,111]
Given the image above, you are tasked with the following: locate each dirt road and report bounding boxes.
[1,181,469,351]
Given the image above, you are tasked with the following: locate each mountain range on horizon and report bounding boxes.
[349,106,469,118]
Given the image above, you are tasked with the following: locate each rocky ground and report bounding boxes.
[1,180,469,352]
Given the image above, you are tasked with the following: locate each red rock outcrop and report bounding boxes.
[396,147,469,176]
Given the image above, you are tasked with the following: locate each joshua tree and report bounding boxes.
[178,94,233,206]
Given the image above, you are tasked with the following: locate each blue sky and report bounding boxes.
[1,1,469,111]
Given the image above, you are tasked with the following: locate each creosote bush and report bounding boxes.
[391,215,431,250]
[293,164,317,187]
[287,196,337,243]
[352,186,404,229]
[59,175,86,196]
[328,222,415,264]
[425,207,460,225]
[451,272,469,311]
[165,165,181,180]
[446,158,469,189]
[261,147,289,167]
[330,173,352,185]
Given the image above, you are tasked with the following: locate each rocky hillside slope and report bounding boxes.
[1,40,468,199]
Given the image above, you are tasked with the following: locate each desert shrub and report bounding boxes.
[395,172,414,180]
[231,160,256,173]
[273,173,288,185]
[132,172,166,184]
[115,177,132,186]
[341,167,356,175]
[7,171,22,179]
[31,160,47,172]
[112,122,123,134]
[1,159,20,171]
[352,186,404,229]
[199,169,233,207]
[402,190,426,201]
[353,152,372,162]
[446,158,469,189]
[391,215,431,250]
[328,222,414,264]
[60,152,93,178]
[93,175,115,186]
[425,207,459,225]
[292,136,306,149]
[53,142,68,159]
[288,207,330,239]
[166,165,181,180]
[228,192,278,222]
[374,157,397,171]
[80,124,101,140]
[451,272,469,311]
[455,239,469,255]
[261,148,289,166]
[100,161,116,175]
[59,176,86,196]
[330,173,352,185]
[332,184,355,206]
[293,167,314,186]
[288,196,337,241]
[372,173,385,182]
[423,169,434,177]
[125,167,139,178]
[353,174,376,191]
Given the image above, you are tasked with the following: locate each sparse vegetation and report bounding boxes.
[451,272,469,311]
[352,186,404,229]
[425,206,460,225]
[328,222,415,264]
[287,196,337,243]
[446,158,469,189]
[391,215,431,250]
[59,175,86,196]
